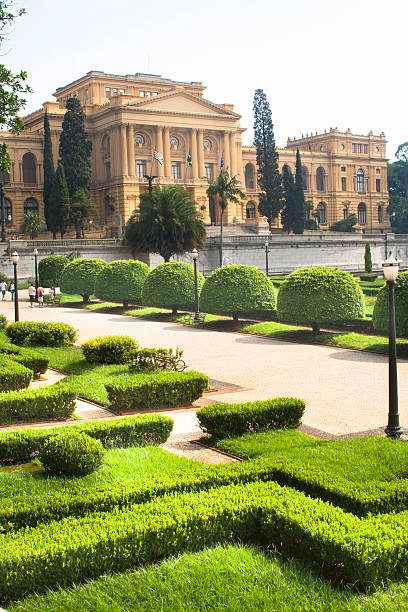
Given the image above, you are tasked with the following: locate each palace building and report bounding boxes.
[0,70,391,235]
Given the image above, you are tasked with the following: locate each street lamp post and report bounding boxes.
[11,250,19,322]
[33,248,38,296]
[265,240,269,277]
[382,254,403,439]
[0,180,6,242]
[192,248,201,323]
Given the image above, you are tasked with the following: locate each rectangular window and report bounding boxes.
[363,144,368,154]
[140,91,145,97]
[341,166,346,172]
[352,143,356,153]
[376,178,381,192]
[341,177,347,191]
[136,160,146,178]
[357,144,362,153]
[146,91,151,97]
[153,92,158,96]
[205,163,213,181]
[172,161,181,179]
[85,88,88,103]
[113,88,118,95]
[376,168,381,174]
[119,89,125,94]
[105,88,111,98]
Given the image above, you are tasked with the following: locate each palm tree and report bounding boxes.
[124,185,206,262]
[206,169,245,267]
[19,212,46,239]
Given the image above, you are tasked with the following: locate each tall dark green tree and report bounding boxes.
[48,162,70,239]
[293,149,306,234]
[43,111,55,234]
[253,89,282,228]
[70,188,95,239]
[59,97,92,198]
[387,142,408,233]
[280,164,295,233]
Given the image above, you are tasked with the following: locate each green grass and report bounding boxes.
[86,302,124,312]
[215,430,408,484]
[9,543,408,612]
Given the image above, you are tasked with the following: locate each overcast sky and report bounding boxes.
[5,0,405,161]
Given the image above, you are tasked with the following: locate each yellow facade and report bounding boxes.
[0,71,390,235]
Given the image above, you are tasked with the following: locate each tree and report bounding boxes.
[59,97,92,198]
[329,214,357,232]
[48,163,70,238]
[19,212,46,239]
[0,2,31,172]
[253,89,282,228]
[293,149,306,234]
[43,111,55,234]
[364,242,372,273]
[373,271,408,338]
[94,260,150,307]
[387,147,408,233]
[60,258,106,303]
[124,185,206,262]
[38,255,69,287]
[206,169,245,267]
[70,188,95,239]
[142,262,204,314]
[280,164,295,233]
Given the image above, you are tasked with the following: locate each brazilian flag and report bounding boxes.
[187,151,192,168]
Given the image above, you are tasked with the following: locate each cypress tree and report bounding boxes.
[49,162,70,239]
[253,89,282,228]
[43,111,55,234]
[281,164,295,233]
[364,242,372,273]
[59,97,92,198]
[293,149,306,234]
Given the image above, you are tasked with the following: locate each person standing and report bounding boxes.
[37,285,44,307]
[28,284,36,307]
[9,282,15,301]
[0,280,6,301]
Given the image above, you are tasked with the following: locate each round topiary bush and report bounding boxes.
[94,259,150,307]
[60,258,106,303]
[40,431,105,476]
[38,255,69,287]
[81,335,140,364]
[199,265,276,322]
[142,262,204,314]
[277,266,365,334]
[373,271,408,338]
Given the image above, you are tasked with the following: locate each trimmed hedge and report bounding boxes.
[200,265,276,322]
[373,271,408,337]
[105,371,208,412]
[0,356,32,392]
[60,258,106,303]
[0,313,7,330]
[0,342,49,377]
[94,259,150,306]
[141,262,204,313]
[38,255,69,287]
[0,480,407,601]
[360,274,377,282]
[40,431,104,476]
[6,321,77,346]
[81,335,140,364]
[277,267,365,333]
[0,385,76,425]
[0,414,174,465]
[197,398,305,438]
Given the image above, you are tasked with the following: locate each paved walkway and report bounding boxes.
[1,293,408,438]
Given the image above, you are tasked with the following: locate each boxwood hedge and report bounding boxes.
[40,431,105,477]
[81,335,140,364]
[0,342,49,377]
[141,262,204,314]
[0,385,76,425]
[94,259,150,306]
[277,266,365,333]
[38,255,69,287]
[373,271,408,337]
[199,265,276,322]
[60,258,106,303]
[0,356,33,392]
[6,321,77,346]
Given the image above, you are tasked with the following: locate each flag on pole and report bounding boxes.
[187,151,192,168]
[153,148,163,165]
[220,152,224,168]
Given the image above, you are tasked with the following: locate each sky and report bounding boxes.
[3,0,405,161]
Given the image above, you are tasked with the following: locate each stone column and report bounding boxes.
[236,135,244,187]
[156,125,164,177]
[191,128,198,179]
[230,132,237,178]
[120,124,128,177]
[197,129,205,179]
[127,124,135,177]
[164,126,171,178]
[223,131,230,172]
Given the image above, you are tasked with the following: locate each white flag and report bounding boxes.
[153,148,163,165]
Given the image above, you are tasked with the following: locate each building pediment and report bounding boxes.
[127,90,241,119]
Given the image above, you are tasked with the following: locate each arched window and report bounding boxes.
[245,163,255,189]
[378,205,383,223]
[358,202,366,225]
[101,134,110,158]
[24,197,39,216]
[203,138,212,151]
[356,168,365,193]
[22,152,36,185]
[134,133,145,146]
[316,167,325,191]
[170,136,179,149]
[302,166,309,190]
[343,205,348,220]
[316,202,327,224]
[246,201,256,219]
[4,198,12,224]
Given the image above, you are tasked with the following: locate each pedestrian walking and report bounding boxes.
[49,286,55,305]
[0,280,6,301]
[37,285,44,307]
[9,282,15,301]
[28,284,36,307]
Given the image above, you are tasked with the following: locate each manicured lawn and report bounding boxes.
[8,543,408,612]
[215,430,408,484]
